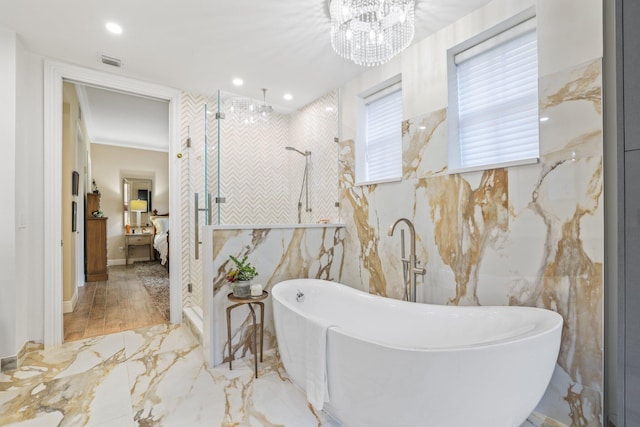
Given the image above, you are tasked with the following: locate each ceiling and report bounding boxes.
[75,84,170,152]
[1,0,492,150]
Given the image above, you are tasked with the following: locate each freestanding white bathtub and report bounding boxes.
[272,279,563,427]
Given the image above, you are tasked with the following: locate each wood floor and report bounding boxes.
[63,264,168,342]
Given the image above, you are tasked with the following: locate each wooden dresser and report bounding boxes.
[85,193,108,282]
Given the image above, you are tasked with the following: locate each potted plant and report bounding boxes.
[226,255,259,297]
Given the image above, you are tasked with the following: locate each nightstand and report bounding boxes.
[125,233,154,265]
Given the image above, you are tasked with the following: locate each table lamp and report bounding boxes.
[130,199,148,232]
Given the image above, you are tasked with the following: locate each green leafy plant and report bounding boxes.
[226,255,259,282]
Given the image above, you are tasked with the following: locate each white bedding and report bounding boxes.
[154,232,169,265]
[150,216,170,265]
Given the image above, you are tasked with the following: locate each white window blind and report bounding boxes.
[364,87,402,182]
[454,18,539,169]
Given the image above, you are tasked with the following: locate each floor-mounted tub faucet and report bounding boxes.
[388,218,426,302]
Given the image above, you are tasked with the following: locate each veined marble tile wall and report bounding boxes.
[339,58,603,425]
[208,226,344,365]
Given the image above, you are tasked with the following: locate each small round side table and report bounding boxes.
[226,290,268,378]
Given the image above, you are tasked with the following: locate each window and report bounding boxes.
[356,79,403,185]
[449,16,539,172]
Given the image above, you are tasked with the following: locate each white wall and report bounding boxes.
[0,26,45,359]
[21,51,45,347]
[0,28,18,360]
[341,0,603,136]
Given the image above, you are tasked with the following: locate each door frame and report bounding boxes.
[75,123,86,291]
[44,60,183,347]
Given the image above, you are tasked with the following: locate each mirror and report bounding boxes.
[123,178,152,229]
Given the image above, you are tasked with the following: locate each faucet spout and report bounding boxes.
[388,218,417,256]
[388,218,425,302]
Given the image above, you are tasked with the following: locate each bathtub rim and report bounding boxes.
[272,278,564,353]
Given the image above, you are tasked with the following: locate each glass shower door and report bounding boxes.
[182,94,218,329]
[216,88,341,225]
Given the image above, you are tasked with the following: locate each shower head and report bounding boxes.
[285,146,311,156]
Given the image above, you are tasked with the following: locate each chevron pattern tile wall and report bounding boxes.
[288,91,340,224]
[217,97,291,224]
[180,91,214,310]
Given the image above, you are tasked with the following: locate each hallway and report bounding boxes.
[63,264,167,342]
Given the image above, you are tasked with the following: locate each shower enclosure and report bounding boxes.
[284,146,311,223]
[181,88,341,336]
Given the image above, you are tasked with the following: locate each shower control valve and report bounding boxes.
[296,289,305,303]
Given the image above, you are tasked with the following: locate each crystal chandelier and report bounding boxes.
[330,0,415,67]
[229,88,273,124]
[255,88,273,120]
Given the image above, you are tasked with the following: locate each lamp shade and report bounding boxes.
[130,199,148,212]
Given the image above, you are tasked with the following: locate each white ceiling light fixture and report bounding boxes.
[283,93,293,101]
[105,22,123,35]
[232,78,244,86]
[329,0,415,67]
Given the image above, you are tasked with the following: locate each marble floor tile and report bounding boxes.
[1,322,551,427]
[0,324,339,427]
[123,323,198,361]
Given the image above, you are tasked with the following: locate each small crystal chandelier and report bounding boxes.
[255,88,273,120]
[229,88,273,124]
[330,0,415,67]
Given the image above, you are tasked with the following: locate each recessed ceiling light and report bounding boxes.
[539,116,549,122]
[232,78,244,86]
[418,125,427,130]
[283,93,293,101]
[105,22,123,35]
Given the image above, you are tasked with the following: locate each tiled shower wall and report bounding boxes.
[337,0,604,425]
[179,91,340,312]
[213,91,340,225]
[180,92,209,311]
[288,91,340,224]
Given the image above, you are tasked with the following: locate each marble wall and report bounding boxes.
[335,0,604,423]
[339,57,603,425]
[205,225,344,366]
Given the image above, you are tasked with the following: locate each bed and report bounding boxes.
[150,215,170,267]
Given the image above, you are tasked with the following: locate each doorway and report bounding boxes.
[43,61,183,347]
[62,82,172,341]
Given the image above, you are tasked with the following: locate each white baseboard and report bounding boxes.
[63,288,78,314]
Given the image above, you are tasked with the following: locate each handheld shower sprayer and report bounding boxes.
[285,146,312,223]
[285,146,310,156]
